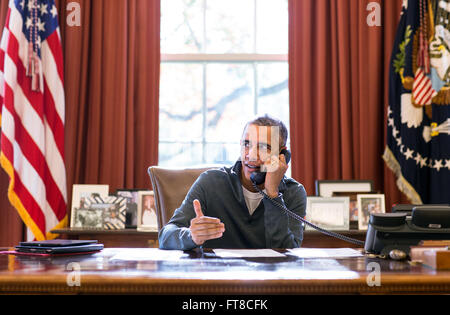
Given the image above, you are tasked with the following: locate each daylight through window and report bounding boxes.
[159,0,289,167]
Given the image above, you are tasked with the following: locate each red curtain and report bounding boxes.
[0,0,160,246]
[59,0,160,192]
[288,0,408,208]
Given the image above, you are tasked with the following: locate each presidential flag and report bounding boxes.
[0,0,67,240]
[384,0,450,204]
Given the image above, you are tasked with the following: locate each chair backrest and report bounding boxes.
[147,166,219,230]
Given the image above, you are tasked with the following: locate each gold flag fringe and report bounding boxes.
[383,147,423,204]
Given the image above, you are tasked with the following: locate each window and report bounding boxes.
[159,0,289,167]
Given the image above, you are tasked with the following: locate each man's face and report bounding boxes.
[240,124,280,183]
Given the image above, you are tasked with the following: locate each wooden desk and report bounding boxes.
[51,228,366,248]
[1,248,449,295]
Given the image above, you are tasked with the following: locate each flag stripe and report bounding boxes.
[0,8,11,102]
[0,125,47,237]
[417,86,434,104]
[417,84,432,103]
[42,37,65,124]
[6,7,66,164]
[415,77,431,96]
[2,85,61,226]
[43,80,65,157]
[0,150,46,241]
[2,63,65,225]
[3,83,66,220]
[6,10,45,118]
[3,24,66,202]
[3,52,46,154]
[413,71,425,90]
[413,69,436,105]
[45,31,64,86]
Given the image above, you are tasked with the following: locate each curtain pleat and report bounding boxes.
[289,0,409,209]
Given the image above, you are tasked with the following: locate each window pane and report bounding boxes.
[159,142,203,167]
[205,63,254,142]
[159,63,204,141]
[256,0,288,53]
[257,63,290,131]
[161,0,204,53]
[204,143,240,165]
[205,0,255,53]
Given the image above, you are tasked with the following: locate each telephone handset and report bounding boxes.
[250,149,291,186]
[250,149,364,247]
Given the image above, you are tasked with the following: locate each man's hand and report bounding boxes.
[189,199,225,246]
[263,153,289,198]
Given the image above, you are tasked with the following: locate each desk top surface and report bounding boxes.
[1,247,449,294]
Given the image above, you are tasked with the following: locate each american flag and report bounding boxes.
[0,0,67,240]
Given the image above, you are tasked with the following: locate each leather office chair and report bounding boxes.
[148,166,219,231]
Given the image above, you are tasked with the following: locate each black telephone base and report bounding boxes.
[364,208,450,256]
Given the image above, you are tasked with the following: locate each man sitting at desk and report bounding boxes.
[159,115,307,250]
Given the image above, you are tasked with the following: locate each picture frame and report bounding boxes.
[357,194,386,230]
[315,180,374,197]
[72,195,127,230]
[332,191,378,230]
[305,196,350,231]
[137,191,158,232]
[115,189,149,228]
[70,184,109,228]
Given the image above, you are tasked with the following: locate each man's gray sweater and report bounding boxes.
[158,161,307,250]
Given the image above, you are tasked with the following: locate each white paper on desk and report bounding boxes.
[287,248,363,259]
[109,248,187,261]
[213,249,286,258]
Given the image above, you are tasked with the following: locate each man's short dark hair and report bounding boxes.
[245,114,288,148]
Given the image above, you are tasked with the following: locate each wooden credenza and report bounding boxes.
[51,228,366,248]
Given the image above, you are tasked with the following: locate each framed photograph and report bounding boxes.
[115,189,148,228]
[137,191,158,231]
[332,191,378,230]
[305,196,350,231]
[71,206,103,229]
[315,180,374,197]
[70,184,109,228]
[72,195,127,230]
[357,194,386,230]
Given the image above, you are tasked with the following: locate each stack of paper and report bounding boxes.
[212,249,286,258]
